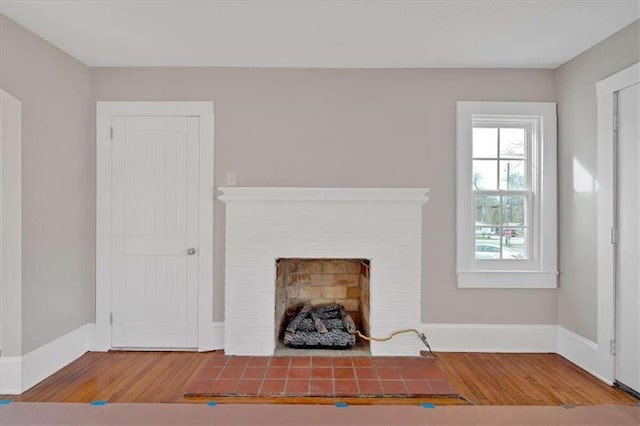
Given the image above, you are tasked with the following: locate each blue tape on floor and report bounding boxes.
[90,400,108,406]
[0,400,12,405]
[207,401,217,407]
[636,401,640,407]
[420,403,435,409]
[335,402,348,408]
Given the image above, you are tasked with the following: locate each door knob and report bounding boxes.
[187,248,197,255]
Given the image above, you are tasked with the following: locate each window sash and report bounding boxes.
[471,122,533,261]
[467,114,540,269]
[473,190,532,261]
[473,190,532,260]
[471,122,532,192]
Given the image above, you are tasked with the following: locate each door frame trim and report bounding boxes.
[596,62,640,382]
[95,101,215,351]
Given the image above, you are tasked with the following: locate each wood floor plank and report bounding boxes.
[2,351,637,406]
[435,352,638,406]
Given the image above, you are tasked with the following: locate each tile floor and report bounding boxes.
[184,354,457,398]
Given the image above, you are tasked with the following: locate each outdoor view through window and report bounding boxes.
[472,126,529,260]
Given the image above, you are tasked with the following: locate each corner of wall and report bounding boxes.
[0,323,93,394]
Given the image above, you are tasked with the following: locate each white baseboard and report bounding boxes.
[0,323,93,394]
[21,323,94,392]
[421,323,558,353]
[217,322,557,354]
[0,322,613,394]
[556,326,611,385]
[0,356,22,394]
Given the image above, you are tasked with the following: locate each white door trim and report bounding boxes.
[0,89,22,358]
[596,62,640,383]
[95,101,215,351]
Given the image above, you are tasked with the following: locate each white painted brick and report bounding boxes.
[221,191,426,356]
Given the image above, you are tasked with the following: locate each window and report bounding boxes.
[473,123,530,261]
[456,102,557,288]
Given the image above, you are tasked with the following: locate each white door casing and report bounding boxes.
[615,82,640,393]
[96,102,214,351]
[596,62,640,384]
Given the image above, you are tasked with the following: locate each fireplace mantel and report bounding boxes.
[218,187,430,203]
[218,186,430,356]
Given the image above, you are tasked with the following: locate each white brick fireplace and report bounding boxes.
[218,187,430,356]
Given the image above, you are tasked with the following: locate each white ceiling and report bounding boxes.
[1,0,638,68]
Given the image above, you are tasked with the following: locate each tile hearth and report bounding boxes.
[184,352,457,399]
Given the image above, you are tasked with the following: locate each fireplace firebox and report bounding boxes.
[275,259,370,353]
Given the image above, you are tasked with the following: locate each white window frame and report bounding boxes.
[456,101,558,288]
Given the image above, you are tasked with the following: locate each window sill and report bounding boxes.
[456,271,558,289]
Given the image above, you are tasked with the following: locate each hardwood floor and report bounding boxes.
[5,351,211,403]
[436,352,638,406]
[2,351,637,405]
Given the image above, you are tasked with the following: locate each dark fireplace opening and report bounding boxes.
[275,259,370,354]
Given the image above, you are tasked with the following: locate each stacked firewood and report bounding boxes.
[283,304,356,348]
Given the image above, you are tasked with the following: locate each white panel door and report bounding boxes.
[616,82,640,394]
[111,116,199,349]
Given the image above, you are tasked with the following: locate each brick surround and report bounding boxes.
[219,187,429,356]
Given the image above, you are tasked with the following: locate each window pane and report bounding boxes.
[475,230,501,260]
[473,128,498,158]
[475,195,501,226]
[502,196,526,226]
[473,160,498,190]
[475,226,497,238]
[499,128,525,158]
[499,160,526,190]
[502,227,527,259]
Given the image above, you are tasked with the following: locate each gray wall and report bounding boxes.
[91,67,558,324]
[17,10,636,348]
[0,15,93,354]
[555,20,640,341]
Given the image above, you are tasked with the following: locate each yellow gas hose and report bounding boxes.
[352,328,437,358]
